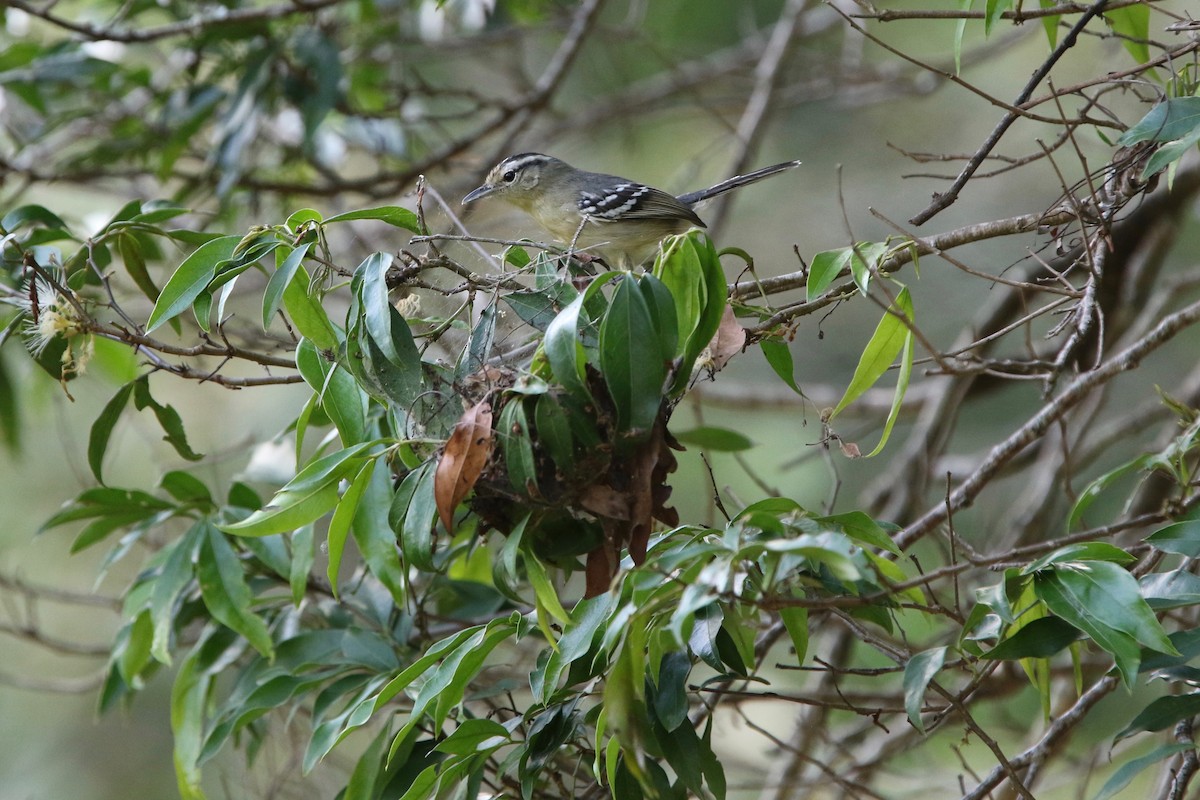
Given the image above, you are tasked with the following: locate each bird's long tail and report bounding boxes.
[676,160,802,206]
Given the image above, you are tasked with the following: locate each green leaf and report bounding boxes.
[220,443,372,536]
[903,646,946,733]
[290,525,315,607]
[324,205,420,232]
[534,395,575,471]
[434,719,509,756]
[296,338,366,446]
[672,426,752,452]
[1039,0,1060,47]
[88,381,135,484]
[160,471,212,506]
[356,252,417,368]
[352,462,407,602]
[981,617,1081,660]
[1105,4,1150,64]
[865,312,913,457]
[805,248,852,301]
[118,232,161,303]
[283,265,339,351]
[545,272,617,400]
[984,0,1011,36]
[499,399,538,496]
[146,235,240,333]
[262,242,312,329]
[132,376,204,462]
[652,651,691,731]
[400,461,438,571]
[1042,562,1177,654]
[953,0,973,74]
[830,287,913,420]
[601,276,667,433]
[1093,743,1195,800]
[1034,563,1171,687]
[1118,97,1200,147]
[524,550,570,625]
[171,649,210,800]
[198,525,274,658]
[1141,126,1200,180]
[1,204,69,234]
[1022,541,1136,573]
[343,724,389,800]
[1069,454,1154,529]
[760,338,805,396]
[1116,693,1200,742]
[1147,520,1200,557]
[326,458,376,595]
[779,605,808,665]
[1141,571,1200,610]
[814,510,900,555]
[151,524,204,664]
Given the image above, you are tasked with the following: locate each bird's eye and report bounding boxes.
[502,170,516,183]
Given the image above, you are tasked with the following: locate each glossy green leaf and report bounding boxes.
[220,443,372,536]
[1093,743,1195,800]
[88,381,135,484]
[1105,4,1150,64]
[814,510,899,555]
[197,525,274,658]
[1,204,69,234]
[524,550,570,625]
[672,426,752,452]
[283,265,339,351]
[1022,541,1135,573]
[545,273,616,400]
[149,524,204,664]
[326,458,376,595]
[159,471,212,506]
[434,718,509,756]
[1116,693,1200,742]
[1141,570,1200,610]
[132,376,203,463]
[1039,0,1060,47]
[170,649,210,800]
[324,205,420,232]
[290,524,315,607]
[981,616,1081,660]
[499,400,538,496]
[1118,97,1200,147]
[1147,520,1200,557]
[601,276,667,434]
[118,232,160,303]
[400,461,438,571]
[830,287,913,420]
[262,242,312,329]
[652,651,691,732]
[805,248,852,301]
[779,605,808,665]
[146,235,239,333]
[903,646,946,733]
[1034,568,1148,687]
[983,0,1010,35]
[760,338,805,396]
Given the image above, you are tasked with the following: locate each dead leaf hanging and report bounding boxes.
[434,400,495,533]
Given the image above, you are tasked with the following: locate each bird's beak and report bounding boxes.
[462,183,495,205]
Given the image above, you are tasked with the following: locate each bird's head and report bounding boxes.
[461,153,566,210]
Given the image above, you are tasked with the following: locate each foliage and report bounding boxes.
[4,2,1200,800]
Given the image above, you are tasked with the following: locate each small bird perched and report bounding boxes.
[461,153,801,269]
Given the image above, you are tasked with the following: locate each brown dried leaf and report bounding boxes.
[709,305,747,371]
[434,400,494,533]
[580,484,631,520]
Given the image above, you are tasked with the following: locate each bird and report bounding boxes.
[461,153,801,269]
